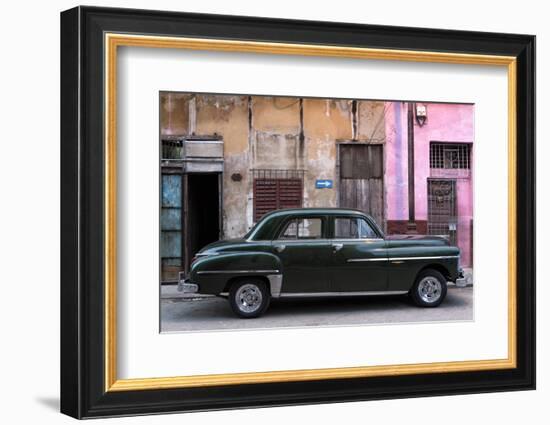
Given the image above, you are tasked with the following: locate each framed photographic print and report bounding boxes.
[60,6,535,419]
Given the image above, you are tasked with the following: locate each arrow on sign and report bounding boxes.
[315,179,333,189]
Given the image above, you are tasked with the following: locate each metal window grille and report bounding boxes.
[252,169,305,222]
[430,143,471,170]
[161,139,184,160]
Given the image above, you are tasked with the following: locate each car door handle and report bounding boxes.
[332,243,343,252]
[274,244,286,253]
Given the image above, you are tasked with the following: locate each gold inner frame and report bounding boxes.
[104,33,517,392]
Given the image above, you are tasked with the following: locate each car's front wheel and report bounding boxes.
[410,269,447,307]
[229,279,270,318]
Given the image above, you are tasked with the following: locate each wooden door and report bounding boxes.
[338,144,384,228]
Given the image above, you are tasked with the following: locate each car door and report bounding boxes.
[272,216,331,294]
[329,216,388,292]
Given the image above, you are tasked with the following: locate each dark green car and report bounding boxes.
[178,208,465,318]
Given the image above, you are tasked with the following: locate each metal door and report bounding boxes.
[427,179,457,245]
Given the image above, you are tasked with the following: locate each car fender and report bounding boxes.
[189,252,283,297]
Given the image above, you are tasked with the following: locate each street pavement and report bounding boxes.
[160,286,473,333]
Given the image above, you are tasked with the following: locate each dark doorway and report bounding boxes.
[185,173,221,272]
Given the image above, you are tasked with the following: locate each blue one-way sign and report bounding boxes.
[315,179,333,189]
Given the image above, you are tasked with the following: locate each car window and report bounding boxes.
[279,218,323,239]
[334,217,378,239]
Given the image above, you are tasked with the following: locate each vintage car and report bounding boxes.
[178,208,465,318]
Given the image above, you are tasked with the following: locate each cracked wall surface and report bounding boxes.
[159,93,473,268]
[160,93,388,238]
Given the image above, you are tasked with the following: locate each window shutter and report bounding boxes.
[253,178,303,222]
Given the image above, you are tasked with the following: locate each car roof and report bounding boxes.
[246,208,381,240]
[261,208,370,218]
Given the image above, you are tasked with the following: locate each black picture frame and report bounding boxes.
[60,6,535,419]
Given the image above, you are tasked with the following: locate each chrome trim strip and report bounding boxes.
[196,270,280,275]
[347,255,459,263]
[331,238,385,242]
[389,255,459,261]
[271,239,332,243]
[347,258,388,262]
[279,290,408,298]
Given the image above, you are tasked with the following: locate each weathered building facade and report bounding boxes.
[160,93,473,282]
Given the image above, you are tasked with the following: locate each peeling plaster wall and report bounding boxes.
[384,102,409,221]
[160,93,191,136]
[303,99,353,208]
[357,101,386,142]
[251,96,301,133]
[194,95,250,238]
[160,93,392,239]
[250,96,304,171]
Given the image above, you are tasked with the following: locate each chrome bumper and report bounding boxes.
[177,278,199,293]
[455,268,467,287]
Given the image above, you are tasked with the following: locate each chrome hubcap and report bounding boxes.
[418,277,442,303]
[235,284,263,313]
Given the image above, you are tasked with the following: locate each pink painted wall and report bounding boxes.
[384,102,474,267]
[385,102,409,221]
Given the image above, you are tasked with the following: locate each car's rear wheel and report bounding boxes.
[229,279,270,318]
[410,269,447,307]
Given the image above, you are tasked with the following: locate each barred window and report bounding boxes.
[161,139,184,160]
[430,143,471,170]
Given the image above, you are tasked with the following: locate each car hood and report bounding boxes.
[385,234,450,247]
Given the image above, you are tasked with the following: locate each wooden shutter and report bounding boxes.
[253,178,302,222]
